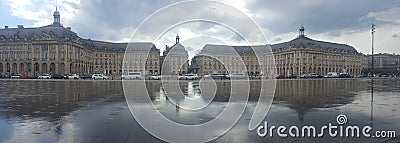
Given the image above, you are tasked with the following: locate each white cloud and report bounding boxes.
[4,0,79,27]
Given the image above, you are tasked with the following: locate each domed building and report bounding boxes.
[160,33,189,75]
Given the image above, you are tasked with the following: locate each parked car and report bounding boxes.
[38,74,51,79]
[178,74,185,80]
[92,74,109,80]
[122,72,142,80]
[276,75,285,79]
[324,72,338,78]
[301,73,322,78]
[20,75,33,79]
[338,73,352,78]
[51,74,67,79]
[150,75,161,80]
[81,74,93,79]
[286,74,297,79]
[229,73,247,79]
[68,74,80,79]
[205,73,230,80]
[184,74,198,80]
[11,74,21,79]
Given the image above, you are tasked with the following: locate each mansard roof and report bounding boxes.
[85,40,159,52]
[271,36,358,54]
[0,24,78,41]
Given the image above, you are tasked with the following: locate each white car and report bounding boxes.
[38,74,51,79]
[324,72,338,78]
[150,75,161,80]
[184,74,198,80]
[122,72,142,80]
[68,74,80,79]
[92,74,109,80]
[229,73,247,79]
[11,74,21,79]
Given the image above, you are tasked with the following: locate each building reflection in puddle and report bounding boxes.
[0,79,399,142]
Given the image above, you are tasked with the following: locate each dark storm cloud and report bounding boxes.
[247,0,400,36]
[68,0,178,41]
[65,0,400,43]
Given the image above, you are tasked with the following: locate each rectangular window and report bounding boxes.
[60,52,65,60]
[20,53,24,60]
[28,52,32,60]
[51,52,56,60]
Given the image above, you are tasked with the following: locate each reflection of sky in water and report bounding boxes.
[0,79,399,142]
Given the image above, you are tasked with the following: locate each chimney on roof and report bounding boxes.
[17,25,24,28]
[4,26,8,29]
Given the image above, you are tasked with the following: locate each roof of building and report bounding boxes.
[163,43,188,55]
[0,24,78,41]
[199,44,272,55]
[270,35,358,54]
[83,40,158,52]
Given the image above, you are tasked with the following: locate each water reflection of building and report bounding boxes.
[274,79,364,122]
[0,81,123,120]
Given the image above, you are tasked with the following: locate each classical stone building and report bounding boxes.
[365,53,400,74]
[193,26,365,77]
[271,26,364,76]
[193,44,274,77]
[0,8,161,77]
[123,42,160,76]
[160,34,189,75]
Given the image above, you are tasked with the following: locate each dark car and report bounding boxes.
[81,74,93,79]
[286,74,297,79]
[209,73,230,80]
[51,74,67,79]
[338,73,352,78]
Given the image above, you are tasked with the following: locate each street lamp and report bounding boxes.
[371,23,376,76]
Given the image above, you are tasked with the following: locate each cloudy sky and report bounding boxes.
[1,0,399,57]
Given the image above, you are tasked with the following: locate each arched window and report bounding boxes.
[42,63,47,73]
[34,63,39,73]
[60,63,65,74]
[6,63,10,73]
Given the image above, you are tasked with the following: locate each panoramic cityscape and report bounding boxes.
[0,9,399,79]
[0,0,399,143]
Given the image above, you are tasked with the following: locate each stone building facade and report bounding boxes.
[193,44,274,77]
[160,34,189,75]
[0,9,160,77]
[365,53,400,73]
[271,26,364,76]
[193,26,365,77]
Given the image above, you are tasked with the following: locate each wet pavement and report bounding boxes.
[0,78,399,142]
